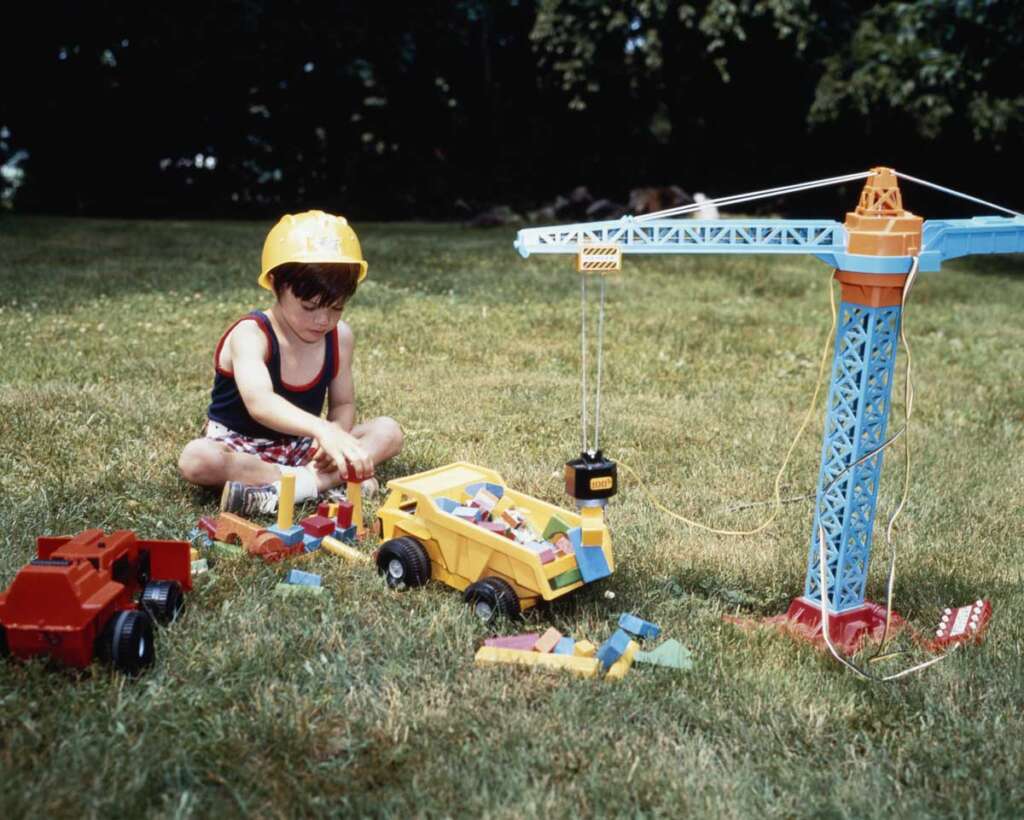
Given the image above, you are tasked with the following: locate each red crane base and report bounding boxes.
[728,597,904,655]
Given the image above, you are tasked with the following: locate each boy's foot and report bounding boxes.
[221,481,279,516]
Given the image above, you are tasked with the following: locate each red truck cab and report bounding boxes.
[0,529,192,675]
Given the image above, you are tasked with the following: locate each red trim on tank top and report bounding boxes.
[280,326,335,392]
[213,316,272,377]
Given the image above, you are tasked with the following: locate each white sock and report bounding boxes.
[278,465,320,502]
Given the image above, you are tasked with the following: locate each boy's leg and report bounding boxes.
[178,438,282,487]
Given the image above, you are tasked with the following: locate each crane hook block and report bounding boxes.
[576,244,622,274]
[565,450,618,504]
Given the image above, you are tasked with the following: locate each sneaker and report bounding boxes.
[220,481,279,516]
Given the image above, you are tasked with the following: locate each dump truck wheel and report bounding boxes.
[98,610,155,676]
[0,624,7,657]
[376,536,431,590]
[140,581,185,625]
[464,577,521,623]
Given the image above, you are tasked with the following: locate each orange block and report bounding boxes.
[533,627,563,654]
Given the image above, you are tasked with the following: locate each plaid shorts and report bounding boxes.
[204,419,316,467]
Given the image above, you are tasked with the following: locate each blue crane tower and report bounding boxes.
[514,168,1024,649]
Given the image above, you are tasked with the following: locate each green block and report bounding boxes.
[551,567,583,589]
[542,515,571,541]
[634,639,693,671]
[273,582,328,598]
[209,540,245,558]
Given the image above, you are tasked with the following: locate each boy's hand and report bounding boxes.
[313,423,374,480]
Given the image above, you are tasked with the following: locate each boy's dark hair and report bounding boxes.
[268,262,360,309]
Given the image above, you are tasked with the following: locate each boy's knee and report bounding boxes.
[378,417,404,457]
[178,440,225,486]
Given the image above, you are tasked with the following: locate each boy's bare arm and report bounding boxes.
[229,323,371,477]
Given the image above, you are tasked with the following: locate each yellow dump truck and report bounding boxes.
[374,462,614,621]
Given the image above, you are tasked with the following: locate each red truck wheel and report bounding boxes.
[140,581,185,625]
[98,611,155,676]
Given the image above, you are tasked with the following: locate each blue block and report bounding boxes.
[566,526,582,550]
[434,496,459,513]
[302,533,323,552]
[268,524,305,546]
[618,613,661,641]
[333,525,358,544]
[574,543,611,583]
[596,629,631,670]
[464,481,504,500]
[553,637,576,656]
[285,569,322,587]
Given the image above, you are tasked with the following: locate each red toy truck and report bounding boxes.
[0,529,192,675]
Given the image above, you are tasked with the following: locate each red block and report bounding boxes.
[317,502,331,517]
[478,520,511,538]
[300,515,335,538]
[335,500,354,529]
[197,516,217,539]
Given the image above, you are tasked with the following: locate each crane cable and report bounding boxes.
[580,272,608,453]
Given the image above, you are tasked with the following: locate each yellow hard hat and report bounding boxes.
[258,210,368,290]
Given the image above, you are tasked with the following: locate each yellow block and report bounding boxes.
[581,522,604,547]
[574,639,597,658]
[277,473,296,530]
[605,640,638,681]
[321,535,370,563]
[347,480,364,536]
[327,502,339,518]
[474,646,600,678]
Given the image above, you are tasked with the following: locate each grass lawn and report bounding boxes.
[0,214,1022,818]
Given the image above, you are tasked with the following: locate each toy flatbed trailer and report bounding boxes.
[375,462,614,621]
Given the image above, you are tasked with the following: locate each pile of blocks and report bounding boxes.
[437,481,611,585]
[474,612,692,680]
[273,568,327,598]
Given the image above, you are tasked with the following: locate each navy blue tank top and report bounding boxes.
[207,311,338,439]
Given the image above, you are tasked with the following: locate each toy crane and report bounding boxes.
[515,167,1024,651]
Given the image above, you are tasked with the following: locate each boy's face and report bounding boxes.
[276,287,344,344]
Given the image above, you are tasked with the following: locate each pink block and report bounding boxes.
[478,520,511,537]
[484,633,541,651]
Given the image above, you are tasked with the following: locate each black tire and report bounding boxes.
[464,576,521,623]
[98,610,155,676]
[140,580,185,625]
[376,536,431,590]
[0,624,8,657]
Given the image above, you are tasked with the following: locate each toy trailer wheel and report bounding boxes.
[376,536,431,590]
[140,580,185,625]
[0,624,7,657]
[464,577,521,623]
[98,610,155,676]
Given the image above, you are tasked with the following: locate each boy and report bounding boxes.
[178,210,403,515]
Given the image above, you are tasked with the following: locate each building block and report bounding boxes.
[552,567,583,589]
[581,522,604,547]
[501,508,527,529]
[453,505,484,523]
[574,639,597,657]
[209,540,245,558]
[300,515,335,538]
[213,513,264,550]
[273,582,327,598]
[474,645,600,678]
[574,543,612,583]
[302,533,323,552]
[484,633,540,651]
[554,637,576,655]
[191,558,209,575]
[434,497,459,514]
[618,613,662,641]
[320,535,370,563]
[634,639,693,671]
[285,569,322,587]
[190,547,200,561]
[469,488,500,513]
[542,515,571,541]
[550,533,574,557]
[596,628,631,670]
[266,523,304,546]
[465,481,504,501]
[533,627,563,654]
[566,527,582,550]
[524,541,555,564]
[277,473,296,529]
[478,520,511,537]
[248,531,299,563]
[335,500,354,529]
[197,516,218,539]
[333,524,358,544]
[605,639,639,681]
[316,501,331,517]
